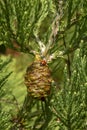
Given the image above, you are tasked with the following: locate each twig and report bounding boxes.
[34,34,46,56]
[44,1,64,59]
[12,94,20,111]
[63,36,71,78]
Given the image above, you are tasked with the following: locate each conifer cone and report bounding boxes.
[24,58,52,100]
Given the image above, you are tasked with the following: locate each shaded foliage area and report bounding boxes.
[0,0,87,130]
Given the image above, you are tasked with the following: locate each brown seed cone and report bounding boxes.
[24,60,52,99]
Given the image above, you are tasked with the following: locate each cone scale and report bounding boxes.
[24,56,52,100]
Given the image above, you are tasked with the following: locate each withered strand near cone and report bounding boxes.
[24,60,52,99]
